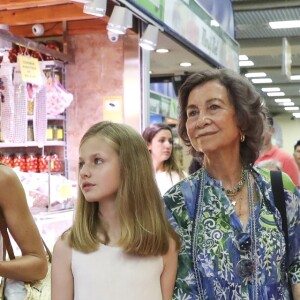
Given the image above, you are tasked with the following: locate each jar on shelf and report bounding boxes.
[13,153,26,172]
[46,125,54,141]
[38,153,49,173]
[27,99,34,115]
[56,125,64,141]
[1,153,13,167]
[27,124,34,141]
[26,153,39,172]
[50,153,62,172]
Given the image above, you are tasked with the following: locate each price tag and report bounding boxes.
[18,55,43,85]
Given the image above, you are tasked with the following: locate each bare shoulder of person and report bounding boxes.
[53,231,72,258]
[0,164,17,185]
[53,231,71,251]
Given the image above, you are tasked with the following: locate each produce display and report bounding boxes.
[14,168,76,213]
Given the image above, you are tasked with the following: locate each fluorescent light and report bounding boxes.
[251,78,272,83]
[291,75,300,80]
[267,92,285,96]
[278,102,294,106]
[83,0,107,17]
[261,87,280,92]
[210,20,220,27]
[107,6,132,34]
[284,106,299,110]
[139,24,159,51]
[245,72,266,78]
[239,60,254,67]
[293,113,300,118]
[274,98,291,103]
[269,20,300,29]
[180,62,192,67]
[239,55,248,61]
[156,48,169,53]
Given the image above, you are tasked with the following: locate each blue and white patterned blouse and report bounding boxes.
[164,167,300,300]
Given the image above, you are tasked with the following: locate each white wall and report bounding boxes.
[273,115,300,155]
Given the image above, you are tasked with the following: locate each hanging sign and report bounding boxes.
[103,96,123,122]
[18,55,43,85]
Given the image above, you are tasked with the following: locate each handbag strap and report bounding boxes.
[0,213,15,260]
[0,213,52,262]
[270,170,289,260]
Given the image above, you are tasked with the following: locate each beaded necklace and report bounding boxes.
[223,168,247,199]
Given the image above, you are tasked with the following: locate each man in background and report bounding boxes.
[256,116,300,187]
[293,140,300,182]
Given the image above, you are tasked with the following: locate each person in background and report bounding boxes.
[255,115,300,187]
[142,123,187,195]
[0,164,48,299]
[294,140,300,181]
[51,121,180,300]
[163,68,300,299]
[256,158,282,171]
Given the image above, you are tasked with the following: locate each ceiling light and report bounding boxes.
[210,20,220,27]
[83,0,107,17]
[267,92,285,97]
[269,20,300,29]
[107,6,132,35]
[245,72,266,78]
[292,113,300,118]
[180,62,192,67]
[291,75,300,80]
[251,78,272,83]
[274,98,291,103]
[261,87,280,92]
[284,106,299,110]
[278,102,294,106]
[239,60,254,67]
[239,55,248,61]
[139,24,159,51]
[156,48,169,53]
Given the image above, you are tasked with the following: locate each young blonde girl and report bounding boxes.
[51,121,180,300]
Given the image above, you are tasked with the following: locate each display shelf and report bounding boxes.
[27,114,65,121]
[10,209,74,255]
[0,141,65,148]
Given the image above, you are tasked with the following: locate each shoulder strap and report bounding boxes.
[0,213,52,262]
[0,214,15,260]
[270,170,289,259]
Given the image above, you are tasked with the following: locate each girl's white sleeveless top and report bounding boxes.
[72,243,163,300]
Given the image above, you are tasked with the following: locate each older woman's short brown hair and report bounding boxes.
[178,68,268,167]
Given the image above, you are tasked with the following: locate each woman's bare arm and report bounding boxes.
[0,165,47,281]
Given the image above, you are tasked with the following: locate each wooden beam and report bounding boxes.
[0,0,71,10]
[0,28,71,62]
[0,3,95,25]
[9,19,109,37]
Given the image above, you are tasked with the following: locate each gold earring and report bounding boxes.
[240,134,245,142]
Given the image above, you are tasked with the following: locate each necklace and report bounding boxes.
[223,168,247,199]
[247,171,259,299]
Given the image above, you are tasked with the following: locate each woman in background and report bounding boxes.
[142,123,187,195]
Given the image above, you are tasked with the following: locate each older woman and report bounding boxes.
[163,68,300,299]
